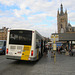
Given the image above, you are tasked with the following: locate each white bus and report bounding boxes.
[6,29,44,61]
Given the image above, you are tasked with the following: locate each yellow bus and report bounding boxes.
[6,29,44,61]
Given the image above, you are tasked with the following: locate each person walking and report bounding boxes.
[44,45,48,57]
[58,46,60,54]
[60,45,64,54]
[49,44,52,52]
[65,45,69,55]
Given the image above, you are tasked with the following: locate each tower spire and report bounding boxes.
[57,9,59,15]
[60,4,63,15]
[65,9,67,14]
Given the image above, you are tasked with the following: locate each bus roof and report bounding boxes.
[0,40,6,41]
[8,28,36,31]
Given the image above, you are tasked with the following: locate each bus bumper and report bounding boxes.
[29,56,37,61]
[6,55,21,60]
[6,55,37,61]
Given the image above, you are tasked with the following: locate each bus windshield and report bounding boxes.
[9,30,32,45]
[0,41,4,47]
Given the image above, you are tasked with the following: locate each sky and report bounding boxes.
[0,0,75,38]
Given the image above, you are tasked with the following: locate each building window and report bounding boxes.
[61,19,64,22]
[69,28,72,31]
[61,24,62,28]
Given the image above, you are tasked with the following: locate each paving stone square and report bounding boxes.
[28,51,75,75]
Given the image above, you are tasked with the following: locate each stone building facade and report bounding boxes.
[0,27,8,40]
[57,4,75,33]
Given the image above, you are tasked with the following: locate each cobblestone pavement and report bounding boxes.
[28,51,75,75]
[0,51,75,75]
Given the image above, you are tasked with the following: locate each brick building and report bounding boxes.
[0,27,8,40]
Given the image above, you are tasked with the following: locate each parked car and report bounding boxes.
[0,40,6,55]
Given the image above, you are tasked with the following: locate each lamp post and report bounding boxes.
[51,35,59,63]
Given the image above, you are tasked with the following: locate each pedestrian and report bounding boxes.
[69,49,73,56]
[44,45,48,57]
[65,45,69,55]
[49,44,52,52]
[66,45,68,51]
[58,46,60,54]
[57,47,58,52]
[69,45,73,56]
[51,49,54,58]
[60,45,64,54]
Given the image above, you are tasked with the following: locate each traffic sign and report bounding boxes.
[55,35,59,41]
[53,44,56,50]
[51,35,59,42]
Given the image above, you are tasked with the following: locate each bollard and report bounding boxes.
[54,52,56,63]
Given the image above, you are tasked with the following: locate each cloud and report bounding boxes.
[0,0,75,37]
[0,10,13,17]
[30,23,57,37]
[0,16,57,37]
[0,0,16,6]
[0,17,32,28]
[0,0,58,18]
[10,0,57,17]
[69,12,75,21]
[28,13,47,21]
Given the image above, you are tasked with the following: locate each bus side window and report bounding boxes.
[36,42,39,48]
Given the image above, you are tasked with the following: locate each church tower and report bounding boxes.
[57,4,68,33]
